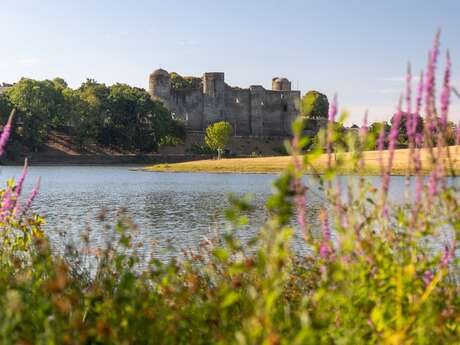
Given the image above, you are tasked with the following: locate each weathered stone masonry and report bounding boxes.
[148,69,301,136]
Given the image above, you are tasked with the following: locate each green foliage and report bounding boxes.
[205,121,233,159]
[272,145,289,156]
[6,78,66,149]
[187,143,215,155]
[390,112,424,146]
[170,72,202,90]
[1,77,184,153]
[301,90,329,119]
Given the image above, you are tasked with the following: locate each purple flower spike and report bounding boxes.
[428,166,438,197]
[377,123,386,174]
[382,97,403,195]
[1,189,13,214]
[456,121,460,146]
[15,158,28,198]
[423,270,434,286]
[319,209,333,260]
[405,64,412,139]
[378,124,385,151]
[359,111,368,142]
[12,159,29,215]
[22,177,40,215]
[424,31,441,134]
[326,94,338,169]
[414,71,424,118]
[439,50,451,129]
[295,192,307,235]
[328,94,338,123]
[320,210,331,241]
[0,112,13,157]
[440,240,456,268]
[319,243,331,259]
[410,71,424,143]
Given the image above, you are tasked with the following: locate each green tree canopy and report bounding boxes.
[301,90,329,119]
[205,121,233,159]
[2,77,184,154]
[390,112,424,145]
[6,78,66,149]
[104,83,174,151]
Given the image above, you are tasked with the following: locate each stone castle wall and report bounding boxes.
[148,69,300,137]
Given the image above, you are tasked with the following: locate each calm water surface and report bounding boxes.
[0,166,431,257]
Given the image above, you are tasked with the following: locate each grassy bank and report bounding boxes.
[143,146,460,175]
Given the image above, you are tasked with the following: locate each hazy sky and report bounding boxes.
[1,0,459,124]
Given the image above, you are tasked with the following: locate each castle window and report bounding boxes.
[235,98,240,104]
[261,101,264,106]
[283,104,288,112]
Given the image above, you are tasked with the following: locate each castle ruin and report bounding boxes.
[148,69,301,137]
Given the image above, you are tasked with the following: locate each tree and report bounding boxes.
[105,83,174,151]
[6,78,67,150]
[205,121,233,159]
[3,77,183,153]
[63,88,99,150]
[390,112,424,146]
[52,77,68,90]
[301,90,329,119]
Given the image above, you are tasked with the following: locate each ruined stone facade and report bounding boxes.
[148,69,301,136]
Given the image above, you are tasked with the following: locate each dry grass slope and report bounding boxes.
[144,146,460,175]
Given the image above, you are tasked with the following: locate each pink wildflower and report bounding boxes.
[0,112,13,157]
[405,64,412,140]
[319,209,333,260]
[377,123,386,175]
[423,270,434,286]
[327,94,338,169]
[424,31,441,135]
[359,111,368,142]
[13,159,29,215]
[21,177,40,215]
[382,97,403,195]
[1,189,13,214]
[291,136,308,237]
[441,240,456,268]
[412,71,424,138]
[328,94,338,123]
[319,243,331,259]
[15,158,28,198]
[428,166,438,197]
[456,121,460,146]
[439,50,451,129]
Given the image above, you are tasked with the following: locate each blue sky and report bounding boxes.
[1,0,459,124]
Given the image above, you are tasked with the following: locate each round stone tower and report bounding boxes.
[272,77,292,91]
[148,69,171,99]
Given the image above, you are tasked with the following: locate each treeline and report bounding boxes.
[0,78,185,154]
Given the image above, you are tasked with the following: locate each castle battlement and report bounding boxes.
[148,69,300,137]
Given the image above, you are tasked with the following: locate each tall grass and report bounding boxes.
[0,34,458,344]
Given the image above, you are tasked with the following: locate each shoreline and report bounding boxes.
[141,146,460,176]
[0,153,213,167]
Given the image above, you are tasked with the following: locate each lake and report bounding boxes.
[0,165,442,258]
